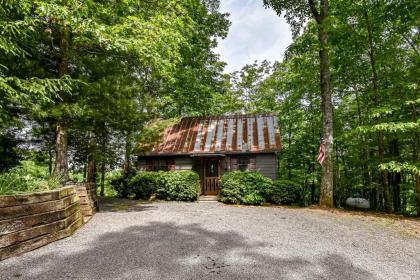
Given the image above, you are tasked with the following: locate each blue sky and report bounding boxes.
[215,0,292,73]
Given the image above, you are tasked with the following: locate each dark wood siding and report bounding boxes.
[255,154,277,179]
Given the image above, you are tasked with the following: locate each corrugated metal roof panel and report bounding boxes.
[147,114,281,155]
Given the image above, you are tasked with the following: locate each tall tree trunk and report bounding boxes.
[309,93,316,204]
[390,139,401,212]
[309,0,334,207]
[364,10,392,213]
[411,103,420,216]
[416,175,420,217]
[124,131,132,175]
[378,133,392,213]
[48,147,53,176]
[53,24,70,180]
[86,131,96,183]
[355,91,373,200]
[287,121,292,180]
[53,123,68,181]
[100,161,106,197]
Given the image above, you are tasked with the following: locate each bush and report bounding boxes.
[219,171,273,205]
[110,170,199,201]
[268,180,303,205]
[109,168,138,198]
[128,172,159,200]
[109,171,129,198]
[0,161,61,195]
[156,170,199,201]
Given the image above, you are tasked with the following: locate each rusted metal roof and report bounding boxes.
[147,114,281,155]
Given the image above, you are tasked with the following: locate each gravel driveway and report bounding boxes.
[1,198,419,280]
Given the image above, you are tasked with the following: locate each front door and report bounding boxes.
[203,159,220,195]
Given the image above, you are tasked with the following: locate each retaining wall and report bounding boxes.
[72,183,98,221]
[0,184,96,261]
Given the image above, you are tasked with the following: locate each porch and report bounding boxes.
[191,154,225,196]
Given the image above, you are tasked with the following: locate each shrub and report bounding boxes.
[109,171,129,198]
[268,180,303,205]
[156,170,199,201]
[0,161,61,195]
[219,171,273,205]
[128,172,159,200]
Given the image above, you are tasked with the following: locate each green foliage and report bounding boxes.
[109,170,130,199]
[68,171,84,183]
[128,172,159,200]
[110,170,199,201]
[379,162,420,176]
[268,180,304,205]
[135,118,179,155]
[156,171,200,202]
[0,161,60,195]
[219,171,273,205]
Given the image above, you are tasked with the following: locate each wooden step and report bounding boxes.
[198,196,218,202]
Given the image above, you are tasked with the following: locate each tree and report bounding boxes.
[263,0,334,207]
[3,0,192,180]
[159,0,231,117]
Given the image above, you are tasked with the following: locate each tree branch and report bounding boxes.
[308,0,321,23]
[403,34,420,56]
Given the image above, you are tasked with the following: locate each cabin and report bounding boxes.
[137,114,282,196]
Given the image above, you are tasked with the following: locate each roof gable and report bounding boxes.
[148,114,281,155]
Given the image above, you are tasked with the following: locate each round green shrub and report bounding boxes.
[156,170,199,201]
[128,172,159,200]
[269,179,303,205]
[219,171,273,205]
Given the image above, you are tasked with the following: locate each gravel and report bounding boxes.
[1,198,419,280]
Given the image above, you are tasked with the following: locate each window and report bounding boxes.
[238,156,250,171]
[205,160,219,177]
[145,158,174,171]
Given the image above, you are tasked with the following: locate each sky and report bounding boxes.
[215,0,292,73]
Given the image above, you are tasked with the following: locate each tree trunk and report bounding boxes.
[389,139,401,212]
[53,122,69,181]
[53,23,70,180]
[416,175,420,217]
[287,121,292,180]
[364,10,392,213]
[86,131,96,183]
[124,131,132,175]
[313,0,334,207]
[100,161,105,197]
[411,103,420,216]
[48,148,53,176]
[378,133,392,213]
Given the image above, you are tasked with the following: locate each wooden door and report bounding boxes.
[203,159,220,195]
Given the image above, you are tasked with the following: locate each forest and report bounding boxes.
[0,0,419,216]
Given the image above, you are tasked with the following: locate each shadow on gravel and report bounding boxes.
[2,222,374,280]
[98,197,158,213]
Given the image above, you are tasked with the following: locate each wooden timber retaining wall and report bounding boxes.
[0,183,97,261]
[71,183,98,221]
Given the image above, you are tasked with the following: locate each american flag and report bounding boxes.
[317,138,326,165]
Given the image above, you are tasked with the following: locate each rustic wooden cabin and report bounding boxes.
[137,114,281,196]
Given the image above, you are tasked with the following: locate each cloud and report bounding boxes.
[215,0,292,73]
